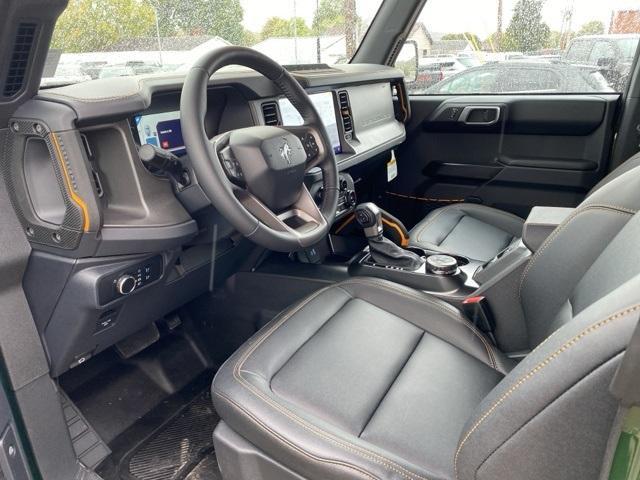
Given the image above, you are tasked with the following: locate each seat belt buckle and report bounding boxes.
[462,296,497,345]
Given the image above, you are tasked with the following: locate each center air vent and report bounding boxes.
[3,23,37,98]
[338,91,353,133]
[261,102,281,126]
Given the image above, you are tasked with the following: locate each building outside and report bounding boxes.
[610,10,640,34]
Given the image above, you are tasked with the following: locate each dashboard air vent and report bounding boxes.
[338,91,353,133]
[261,102,280,126]
[3,23,37,97]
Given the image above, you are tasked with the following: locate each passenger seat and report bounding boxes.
[409,152,640,262]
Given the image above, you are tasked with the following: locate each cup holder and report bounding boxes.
[450,255,470,266]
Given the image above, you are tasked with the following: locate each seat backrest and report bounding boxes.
[588,150,640,196]
[456,166,640,480]
[519,164,640,348]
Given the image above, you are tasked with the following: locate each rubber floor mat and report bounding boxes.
[124,390,219,480]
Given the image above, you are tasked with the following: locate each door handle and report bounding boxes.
[458,106,501,125]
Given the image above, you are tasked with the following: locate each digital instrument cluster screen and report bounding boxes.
[279,92,342,154]
[134,111,185,156]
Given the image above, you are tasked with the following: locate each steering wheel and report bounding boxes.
[180,46,339,252]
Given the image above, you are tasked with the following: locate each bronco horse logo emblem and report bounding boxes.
[279,138,292,165]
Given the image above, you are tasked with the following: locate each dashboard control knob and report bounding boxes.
[116,275,137,295]
[346,190,357,208]
[426,255,458,275]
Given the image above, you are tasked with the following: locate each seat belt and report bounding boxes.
[599,319,640,480]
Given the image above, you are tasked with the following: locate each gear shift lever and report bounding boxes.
[355,203,424,270]
[355,202,383,239]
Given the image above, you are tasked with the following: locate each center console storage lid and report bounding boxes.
[522,206,574,252]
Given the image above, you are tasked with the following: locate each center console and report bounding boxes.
[343,203,575,353]
[349,247,479,297]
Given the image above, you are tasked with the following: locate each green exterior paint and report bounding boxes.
[610,407,640,480]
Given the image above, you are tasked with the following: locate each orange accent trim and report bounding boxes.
[382,217,409,247]
[396,81,409,122]
[334,213,355,234]
[50,133,90,232]
[386,191,463,204]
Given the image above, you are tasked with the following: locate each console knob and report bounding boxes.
[426,254,458,275]
[116,275,137,295]
[346,190,357,208]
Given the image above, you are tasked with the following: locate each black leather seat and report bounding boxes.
[212,164,640,480]
[214,278,511,480]
[409,203,523,262]
[409,152,640,262]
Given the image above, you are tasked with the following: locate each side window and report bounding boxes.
[399,0,640,95]
[565,40,592,62]
[440,70,498,94]
[499,68,561,93]
[588,41,617,64]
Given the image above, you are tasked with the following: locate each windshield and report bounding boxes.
[42,0,383,87]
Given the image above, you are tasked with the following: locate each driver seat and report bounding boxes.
[211,166,640,480]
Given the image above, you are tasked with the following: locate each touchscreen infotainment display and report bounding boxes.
[279,92,342,154]
[133,111,185,156]
[133,91,341,157]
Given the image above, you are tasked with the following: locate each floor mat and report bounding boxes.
[123,390,220,480]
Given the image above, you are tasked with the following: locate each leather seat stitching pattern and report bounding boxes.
[453,303,640,480]
[457,204,524,226]
[233,364,432,480]
[336,278,497,369]
[215,391,381,480]
[227,283,435,480]
[518,205,636,299]
[473,352,623,480]
[435,215,464,247]
[411,204,523,255]
[412,206,453,242]
[221,279,497,480]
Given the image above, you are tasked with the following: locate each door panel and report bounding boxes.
[390,94,620,224]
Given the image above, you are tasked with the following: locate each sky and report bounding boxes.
[239,0,640,38]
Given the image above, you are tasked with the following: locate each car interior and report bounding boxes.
[1,1,640,479]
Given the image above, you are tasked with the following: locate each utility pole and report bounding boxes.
[148,0,163,66]
[293,0,298,64]
[316,0,321,63]
[497,0,503,33]
[344,0,356,59]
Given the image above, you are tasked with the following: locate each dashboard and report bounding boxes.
[133,110,186,156]
[8,63,407,376]
[131,90,345,158]
[278,91,342,154]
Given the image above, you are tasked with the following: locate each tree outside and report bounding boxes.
[261,17,312,39]
[52,0,247,52]
[51,0,155,52]
[501,0,550,52]
[176,0,244,43]
[577,20,605,37]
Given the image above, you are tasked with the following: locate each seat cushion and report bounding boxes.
[409,203,524,262]
[212,278,511,480]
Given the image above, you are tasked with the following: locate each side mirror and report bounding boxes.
[395,40,419,83]
[597,57,615,68]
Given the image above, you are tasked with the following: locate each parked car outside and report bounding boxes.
[414,56,468,91]
[79,61,107,79]
[98,62,161,79]
[563,34,640,91]
[424,60,613,94]
[41,62,91,87]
